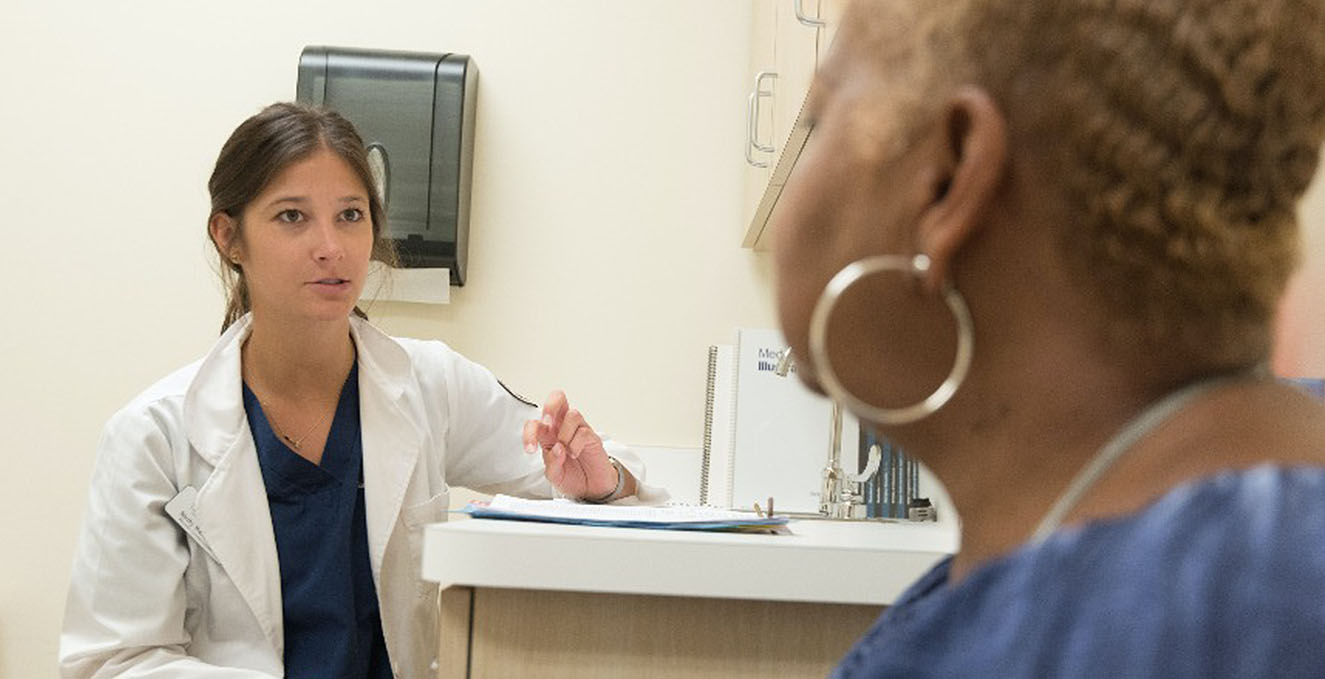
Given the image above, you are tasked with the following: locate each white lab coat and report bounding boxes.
[60,314,659,678]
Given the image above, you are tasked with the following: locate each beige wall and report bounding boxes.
[3,2,1323,677]
[0,2,774,676]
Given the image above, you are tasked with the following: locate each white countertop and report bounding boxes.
[422,516,959,606]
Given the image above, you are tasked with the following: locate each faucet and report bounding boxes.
[774,348,882,519]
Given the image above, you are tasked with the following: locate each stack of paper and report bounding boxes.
[463,495,788,532]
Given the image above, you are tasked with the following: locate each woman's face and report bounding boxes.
[231,147,375,325]
[771,23,933,391]
[770,6,964,413]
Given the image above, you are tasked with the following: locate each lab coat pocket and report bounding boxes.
[401,489,450,596]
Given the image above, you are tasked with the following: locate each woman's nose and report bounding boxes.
[312,219,345,261]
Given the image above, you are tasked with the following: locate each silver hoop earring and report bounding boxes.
[808,254,974,425]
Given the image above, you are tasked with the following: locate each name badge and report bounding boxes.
[165,486,219,562]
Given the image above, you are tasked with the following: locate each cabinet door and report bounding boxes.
[742,0,830,249]
[741,0,778,236]
[773,0,820,157]
[817,0,849,63]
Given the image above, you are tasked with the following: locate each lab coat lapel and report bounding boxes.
[352,318,425,583]
[183,315,284,658]
[177,315,423,659]
[192,433,284,657]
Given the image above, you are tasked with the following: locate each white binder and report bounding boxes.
[702,329,859,513]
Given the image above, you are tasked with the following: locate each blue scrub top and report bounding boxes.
[242,362,393,679]
[831,466,1325,678]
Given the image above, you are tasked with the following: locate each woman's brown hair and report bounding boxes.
[207,102,398,332]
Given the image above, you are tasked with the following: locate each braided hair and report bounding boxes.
[855,0,1325,364]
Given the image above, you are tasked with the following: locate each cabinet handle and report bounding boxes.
[794,0,826,27]
[745,71,778,168]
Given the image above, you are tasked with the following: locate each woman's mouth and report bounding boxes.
[309,278,353,297]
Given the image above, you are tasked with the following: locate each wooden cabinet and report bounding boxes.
[741,0,848,250]
[741,0,778,238]
[436,586,882,678]
[423,516,958,678]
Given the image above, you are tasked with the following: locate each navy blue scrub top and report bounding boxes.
[242,362,393,679]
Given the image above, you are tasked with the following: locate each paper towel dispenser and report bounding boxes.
[296,46,477,286]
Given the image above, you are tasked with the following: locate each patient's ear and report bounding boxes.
[914,86,1008,291]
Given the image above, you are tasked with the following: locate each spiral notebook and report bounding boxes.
[701,345,737,507]
[701,329,860,514]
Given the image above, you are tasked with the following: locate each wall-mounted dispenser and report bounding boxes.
[297,46,477,287]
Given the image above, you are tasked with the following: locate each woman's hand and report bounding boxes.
[521,390,626,500]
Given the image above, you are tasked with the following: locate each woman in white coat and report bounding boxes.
[60,102,663,678]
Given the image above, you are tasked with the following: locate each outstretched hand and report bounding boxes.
[521,390,620,500]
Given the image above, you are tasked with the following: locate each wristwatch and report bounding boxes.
[585,456,626,504]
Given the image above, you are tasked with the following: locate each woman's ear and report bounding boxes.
[208,212,242,264]
[915,86,1008,291]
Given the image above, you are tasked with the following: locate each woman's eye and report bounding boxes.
[341,208,365,222]
[276,209,303,223]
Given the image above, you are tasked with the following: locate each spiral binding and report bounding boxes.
[699,346,718,506]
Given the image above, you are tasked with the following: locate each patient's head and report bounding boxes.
[772,0,1324,420]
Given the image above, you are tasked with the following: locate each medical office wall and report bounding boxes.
[0,2,773,677]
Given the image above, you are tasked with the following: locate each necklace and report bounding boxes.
[240,337,354,453]
[261,399,333,452]
[1029,366,1266,544]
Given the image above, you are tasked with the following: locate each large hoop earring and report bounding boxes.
[808,254,974,425]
